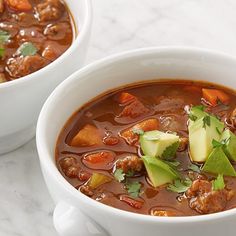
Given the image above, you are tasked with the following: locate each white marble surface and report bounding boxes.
[2,0,236,235]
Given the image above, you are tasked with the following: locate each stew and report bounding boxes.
[56,80,236,216]
[0,0,73,83]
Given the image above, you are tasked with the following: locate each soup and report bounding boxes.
[56,80,236,216]
[0,0,73,83]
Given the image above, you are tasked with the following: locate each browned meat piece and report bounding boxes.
[80,185,94,197]
[0,73,7,83]
[43,22,71,40]
[178,137,188,152]
[35,0,64,22]
[229,108,236,128]
[119,100,150,118]
[0,0,4,13]
[116,154,143,174]
[59,156,79,178]
[6,55,49,78]
[186,179,234,214]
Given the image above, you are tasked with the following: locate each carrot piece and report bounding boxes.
[202,88,230,106]
[70,124,103,147]
[119,195,144,209]
[118,92,136,104]
[5,0,32,11]
[82,151,115,170]
[120,118,159,145]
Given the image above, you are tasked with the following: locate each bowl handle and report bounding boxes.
[53,202,109,236]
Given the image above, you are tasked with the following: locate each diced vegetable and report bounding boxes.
[82,151,115,170]
[140,130,179,159]
[202,147,236,176]
[212,174,225,191]
[202,88,230,107]
[70,124,103,147]
[5,0,32,11]
[142,156,179,187]
[87,173,112,189]
[221,129,236,161]
[120,118,159,145]
[118,92,136,104]
[119,195,144,209]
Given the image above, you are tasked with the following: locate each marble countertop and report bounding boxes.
[1,0,236,235]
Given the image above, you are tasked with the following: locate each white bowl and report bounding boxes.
[36,47,236,236]
[0,0,92,154]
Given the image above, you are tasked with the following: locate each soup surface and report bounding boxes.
[56,80,236,216]
[0,0,73,83]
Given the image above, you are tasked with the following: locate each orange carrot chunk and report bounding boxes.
[202,88,230,106]
[5,0,32,11]
[118,92,136,104]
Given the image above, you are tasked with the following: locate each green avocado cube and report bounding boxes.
[142,156,179,187]
[140,131,179,159]
[221,129,236,161]
[202,147,236,176]
[188,115,224,162]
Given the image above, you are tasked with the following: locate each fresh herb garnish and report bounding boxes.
[0,30,10,58]
[212,174,225,191]
[202,115,211,129]
[114,168,125,182]
[132,128,144,135]
[167,178,192,193]
[17,42,38,57]
[125,181,141,198]
[188,163,201,173]
[162,141,179,160]
[126,170,135,177]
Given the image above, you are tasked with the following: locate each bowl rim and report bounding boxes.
[37,46,236,223]
[0,0,92,89]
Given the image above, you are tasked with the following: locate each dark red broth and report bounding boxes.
[56,80,236,216]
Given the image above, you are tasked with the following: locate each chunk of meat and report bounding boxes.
[0,73,7,83]
[120,118,159,145]
[0,0,4,13]
[41,42,62,61]
[35,0,64,22]
[229,108,236,128]
[155,97,185,113]
[119,100,150,118]
[80,185,94,197]
[59,156,79,178]
[5,0,32,11]
[6,55,49,78]
[186,179,234,214]
[178,137,188,152]
[82,151,115,170]
[119,195,144,209]
[70,124,103,147]
[116,154,143,174]
[43,22,71,40]
[118,92,136,104]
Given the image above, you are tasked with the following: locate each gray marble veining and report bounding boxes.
[1,0,236,235]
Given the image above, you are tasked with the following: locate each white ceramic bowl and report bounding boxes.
[36,47,236,236]
[0,0,92,154]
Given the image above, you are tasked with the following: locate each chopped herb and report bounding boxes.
[212,174,225,191]
[126,170,135,177]
[188,163,201,173]
[167,178,192,193]
[17,42,38,57]
[189,113,198,121]
[125,181,141,198]
[0,30,10,58]
[132,128,144,135]
[202,115,211,129]
[114,168,125,182]
[162,141,179,160]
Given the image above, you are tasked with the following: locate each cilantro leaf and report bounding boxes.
[18,42,38,57]
[162,141,179,160]
[188,163,201,173]
[126,170,135,177]
[132,128,144,135]
[114,169,125,182]
[167,178,192,193]
[212,174,225,191]
[125,181,141,198]
[202,115,211,129]
[0,30,10,58]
